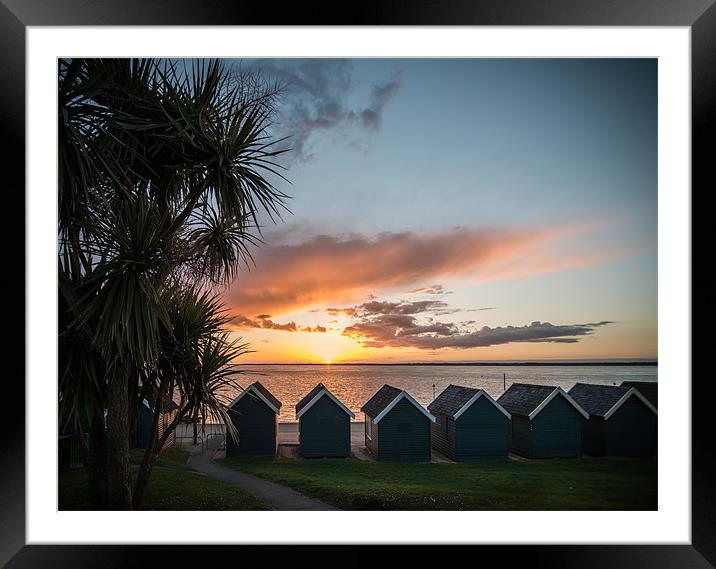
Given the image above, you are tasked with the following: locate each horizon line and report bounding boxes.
[232,360,658,366]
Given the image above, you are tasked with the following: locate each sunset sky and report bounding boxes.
[222,58,657,364]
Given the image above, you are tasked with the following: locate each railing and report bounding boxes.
[173,434,203,451]
[204,432,225,452]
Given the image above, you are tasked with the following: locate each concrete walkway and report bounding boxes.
[186,441,339,511]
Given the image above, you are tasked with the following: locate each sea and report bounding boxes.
[223,364,658,423]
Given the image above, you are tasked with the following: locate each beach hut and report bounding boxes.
[497,383,588,459]
[295,383,355,458]
[360,384,436,462]
[428,385,511,461]
[135,396,179,451]
[568,383,657,457]
[620,381,658,409]
[225,381,281,457]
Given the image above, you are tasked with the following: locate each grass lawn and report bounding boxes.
[220,455,657,510]
[59,448,269,510]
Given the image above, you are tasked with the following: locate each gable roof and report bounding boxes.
[295,383,326,414]
[428,384,510,420]
[570,383,657,419]
[295,383,355,419]
[227,381,281,415]
[497,383,588,420]
[251,381,282,411]
[360,384,436,423]
[620,381,658,408]
[568,383,629,417]
[361,384,403,418]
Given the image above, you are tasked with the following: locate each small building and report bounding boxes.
[225,381,281,457]
[428,385,511,461]
[569,383,657,457]
[360,384,436,462]
[620,381,658,409]
[135,396,179,451]
[497,383,588,459]
[295,383,355,458]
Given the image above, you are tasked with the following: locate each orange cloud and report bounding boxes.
[223,226,624,318]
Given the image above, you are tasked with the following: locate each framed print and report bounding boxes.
[2,0,713,567]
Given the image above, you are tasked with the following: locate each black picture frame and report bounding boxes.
[2,1,712,567]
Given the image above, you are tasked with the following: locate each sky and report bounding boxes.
[220,58,657,364]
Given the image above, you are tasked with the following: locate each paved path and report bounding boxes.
[186,441,339,511]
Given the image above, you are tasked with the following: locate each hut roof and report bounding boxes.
[620,381,658,408]
[570,383,657,419]
[568,384,630,416]
[361,384,403,418]
[251,381,282,411]
[295,383,355,419]
[497,383,588,420]
[361,384,435,423]
[428,384,510,419]
[227,381,281,414]
[296,383,326,415]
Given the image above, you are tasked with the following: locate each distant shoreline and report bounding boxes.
[235,361,658,367]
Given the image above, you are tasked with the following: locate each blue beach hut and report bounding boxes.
[569,383,657,457]
[296,383,355,458]
[429,385,511,461]
[497,383,588,459]
[225,381,281,457]
[361,384,436,462]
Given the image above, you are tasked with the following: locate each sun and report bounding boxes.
[323,359,333,364]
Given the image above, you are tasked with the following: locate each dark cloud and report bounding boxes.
[336,296,613,349]
[358,299,455,316]
[327,299,454,318]
[348,80,401,132]
[406,284,450,295]
[231,315,326,333]
[246,60,401,162]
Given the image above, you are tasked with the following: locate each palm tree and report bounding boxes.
[58,58,290,509]
[131,286,249,509]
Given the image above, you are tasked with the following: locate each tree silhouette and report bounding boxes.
[58,58,290,509]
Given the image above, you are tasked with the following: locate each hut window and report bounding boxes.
[366,419,373,440]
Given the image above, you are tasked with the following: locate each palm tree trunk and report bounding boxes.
[86,401,108,509]
[132,393,163,510]
[106,368,132,510]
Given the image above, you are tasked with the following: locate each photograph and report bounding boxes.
[57,56,659,513]
[1,2,708,564]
